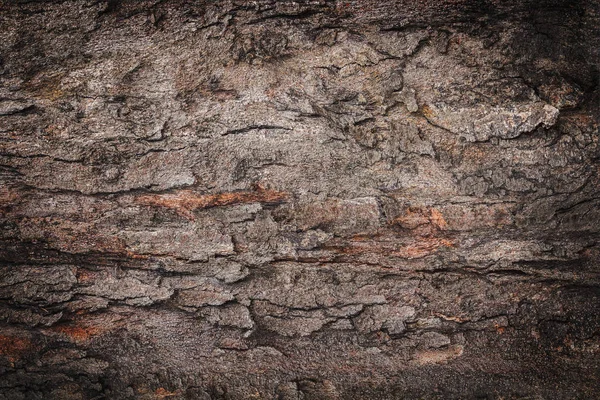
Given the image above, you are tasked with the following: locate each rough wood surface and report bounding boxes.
[0,1,599,399]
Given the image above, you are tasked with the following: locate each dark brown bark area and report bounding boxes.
[0,1,599,399]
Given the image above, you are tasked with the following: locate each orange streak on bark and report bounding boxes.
[435,314,468,323]
[391,207,448,230]
[136,186,290,219]
[155,388,181,398]
[429,208,448,230]
[392,237,454,259]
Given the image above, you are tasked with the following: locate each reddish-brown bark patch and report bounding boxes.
[392,237,454,259]
[52,325,103,343]
[391,206,448,230]
[75,268,100,284]
[136,185,290,219]
[0,335,33,363]
[325,236,454,259]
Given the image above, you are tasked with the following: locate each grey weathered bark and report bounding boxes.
[0,0,599,399]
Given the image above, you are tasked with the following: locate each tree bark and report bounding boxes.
[0,1,599,399]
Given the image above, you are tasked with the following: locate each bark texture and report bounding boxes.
[1,1,599,399]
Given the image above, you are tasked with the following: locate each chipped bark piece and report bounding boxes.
[392,237,454,259]
[121,226,235,261]
[412,344,464,366]
[218,337,249,350]
[0,101,34,116]
[354,305,416,334]
[176,288,234,309]
[391,206,448,230]
[422,102,560,142]
[136,187,289,219]
[288,197,381,234]
[263,314,330,337]
[429,208,448,230]
[200,304,254,329]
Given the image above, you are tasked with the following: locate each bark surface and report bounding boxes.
[0,1,599,399]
